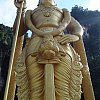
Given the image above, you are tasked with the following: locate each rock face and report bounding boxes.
[0,24,12,99]
[0,67,4,91]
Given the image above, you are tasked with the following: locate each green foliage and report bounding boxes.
[71,5,100,25]
[0,24,13,100]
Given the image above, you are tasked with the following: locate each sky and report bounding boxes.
[0,0,100,27]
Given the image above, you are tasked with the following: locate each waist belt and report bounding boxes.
[39,27,57,32]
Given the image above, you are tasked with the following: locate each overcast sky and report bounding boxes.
[0,0,100,27]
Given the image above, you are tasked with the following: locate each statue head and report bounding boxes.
[38,0,55,6]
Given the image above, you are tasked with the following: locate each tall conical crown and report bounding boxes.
[38,0,55,6]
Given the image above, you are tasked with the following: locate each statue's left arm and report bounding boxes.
[67,16,95,100]
[67,17,83,38]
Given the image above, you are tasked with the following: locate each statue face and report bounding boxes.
[39,0,55,5]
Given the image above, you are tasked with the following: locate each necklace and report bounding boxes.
[41,6,55,17]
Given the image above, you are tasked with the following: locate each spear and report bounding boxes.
[3,1,24,100]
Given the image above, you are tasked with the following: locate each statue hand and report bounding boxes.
[59,34,79,44]
[14,0,26,9]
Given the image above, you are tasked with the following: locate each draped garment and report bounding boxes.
[16,35,83,100]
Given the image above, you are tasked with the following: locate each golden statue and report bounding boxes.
[3,0,95,100]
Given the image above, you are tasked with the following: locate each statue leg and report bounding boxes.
[54,52,82,100]
[26,55,44,100]
[54,54,72,100]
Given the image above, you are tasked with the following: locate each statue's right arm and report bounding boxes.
[13,11,28,37]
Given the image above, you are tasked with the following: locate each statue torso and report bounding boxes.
[16,4,83,100]
[31,5,63,29]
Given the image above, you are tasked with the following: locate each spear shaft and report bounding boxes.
[3,2,24,100]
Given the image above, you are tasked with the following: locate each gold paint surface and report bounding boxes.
[6,0,95,100]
